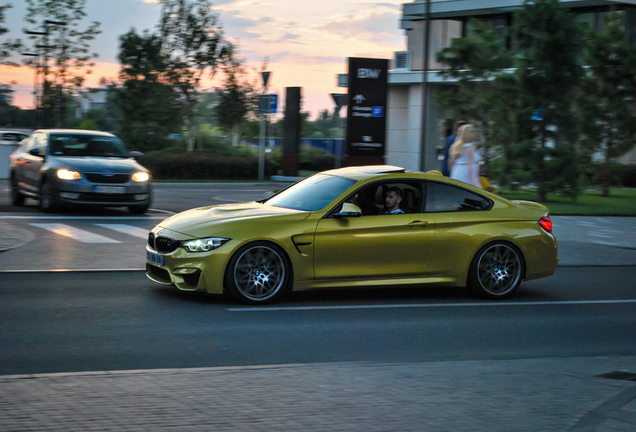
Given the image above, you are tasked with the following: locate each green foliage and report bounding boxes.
[139,153,276,180]
[78,119,97,130]
[436,19,514,176]
[436,0,588,201]
[23,0,102,98]
[214,59,257,145]
[113,30,185,151]
[577,10,636,197]
[158,0,234,151]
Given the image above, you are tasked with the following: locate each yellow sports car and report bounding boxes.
[146,166,558,304]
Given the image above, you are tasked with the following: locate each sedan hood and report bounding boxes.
[157,202,309,238]
[50,156,145,173]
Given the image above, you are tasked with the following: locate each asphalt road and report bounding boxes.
[1,266,635,376]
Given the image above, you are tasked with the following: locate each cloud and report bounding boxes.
[317,11,402,45]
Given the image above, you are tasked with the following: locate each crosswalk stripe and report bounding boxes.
[30,223,121,244]
[95,224,149,239]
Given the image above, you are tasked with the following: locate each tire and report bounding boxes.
[129,203,149,215]
[467,242,524,299]
[10,176,25,206]
[39,181,58,213]
[225,242,291,304]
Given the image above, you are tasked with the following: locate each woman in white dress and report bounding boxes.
[449,124,482,188]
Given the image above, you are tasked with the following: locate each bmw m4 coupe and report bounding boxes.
[146,166,558,304]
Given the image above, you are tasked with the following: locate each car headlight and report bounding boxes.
[57,169,81,181]
[181,237,230,253]
[132,172,150,182]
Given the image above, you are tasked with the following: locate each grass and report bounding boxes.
[498,188,636,216]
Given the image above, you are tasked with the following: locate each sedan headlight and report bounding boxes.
[57,169,81,181]
[181,237,230,253]
[132,172,150,182]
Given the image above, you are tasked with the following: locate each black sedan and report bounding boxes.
[9,129,152,214]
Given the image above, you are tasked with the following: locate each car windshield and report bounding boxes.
[264,174,357,211]
[49,134,130,158]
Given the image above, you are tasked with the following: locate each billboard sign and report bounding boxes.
[346,57,389,158]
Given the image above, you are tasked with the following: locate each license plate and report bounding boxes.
[147,251,165,266]
[93,186,125,194]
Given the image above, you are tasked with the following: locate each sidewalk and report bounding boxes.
[0,357,635,431]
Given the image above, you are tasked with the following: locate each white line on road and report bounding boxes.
[228,299,636,312]
[95,224,149,239]
[30,223,120,243]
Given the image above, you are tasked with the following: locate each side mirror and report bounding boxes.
[333,203,362,218]
[130,151,143,159]
[29,148,43,157]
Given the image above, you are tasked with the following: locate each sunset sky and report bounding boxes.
[0,0,407,118]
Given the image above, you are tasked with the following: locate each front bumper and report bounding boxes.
[52,179,152,207]
[145,240,241,294]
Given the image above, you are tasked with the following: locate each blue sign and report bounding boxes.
[372,106,384,117]
[269,94,278,113]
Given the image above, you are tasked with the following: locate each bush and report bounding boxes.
[138,153,277,180]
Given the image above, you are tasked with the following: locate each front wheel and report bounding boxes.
[467,242,524,299]
[39,181,58,213]
[225,242,290,304]
[11,176,25,206]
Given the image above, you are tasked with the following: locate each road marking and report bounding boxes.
[95,224,148,239]
[30,223,120,243]
[228,299,636,312]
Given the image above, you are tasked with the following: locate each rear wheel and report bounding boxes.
[10,176,25,206]
[225,242,290,304]
[468,242,523,299]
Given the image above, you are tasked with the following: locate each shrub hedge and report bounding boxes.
[138,153,277,180]
[137,150,337,181]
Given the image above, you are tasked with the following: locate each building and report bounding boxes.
[385,0,636,171]
[75,87,110,118]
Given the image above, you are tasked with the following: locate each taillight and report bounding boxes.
[539,216,552,233]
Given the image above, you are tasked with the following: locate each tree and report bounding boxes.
[22,0,102,127]
[0,3,19,62]
[214,59,257,146]
[158,0,234,151]
[114,29,185,151]
[436,19,514,177]
[578,11,636,197]
[513,0,584,202]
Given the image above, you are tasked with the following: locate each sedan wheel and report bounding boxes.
[468,243,523,299]
[11,177,25,206]
[39,182,58,213]
[226,242,290,304]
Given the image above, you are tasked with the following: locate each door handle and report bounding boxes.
[408,220,428,227]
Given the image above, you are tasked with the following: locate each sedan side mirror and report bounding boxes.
[29,148,43,157]
[130,151,143,159]
[333,203,362,218]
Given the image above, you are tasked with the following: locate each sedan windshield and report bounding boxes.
[264,174,357,211]
[49,134,130,158]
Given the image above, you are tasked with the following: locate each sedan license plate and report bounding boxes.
[93,186,125,194]
[147,251,165,266]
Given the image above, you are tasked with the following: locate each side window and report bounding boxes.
[345,181,423,215]
[425,182,492,213]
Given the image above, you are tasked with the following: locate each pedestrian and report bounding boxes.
[441,120,466,177]
[449,124,482,188]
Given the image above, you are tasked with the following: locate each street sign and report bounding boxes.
[269,94,278,113]
[346,57,389,158]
